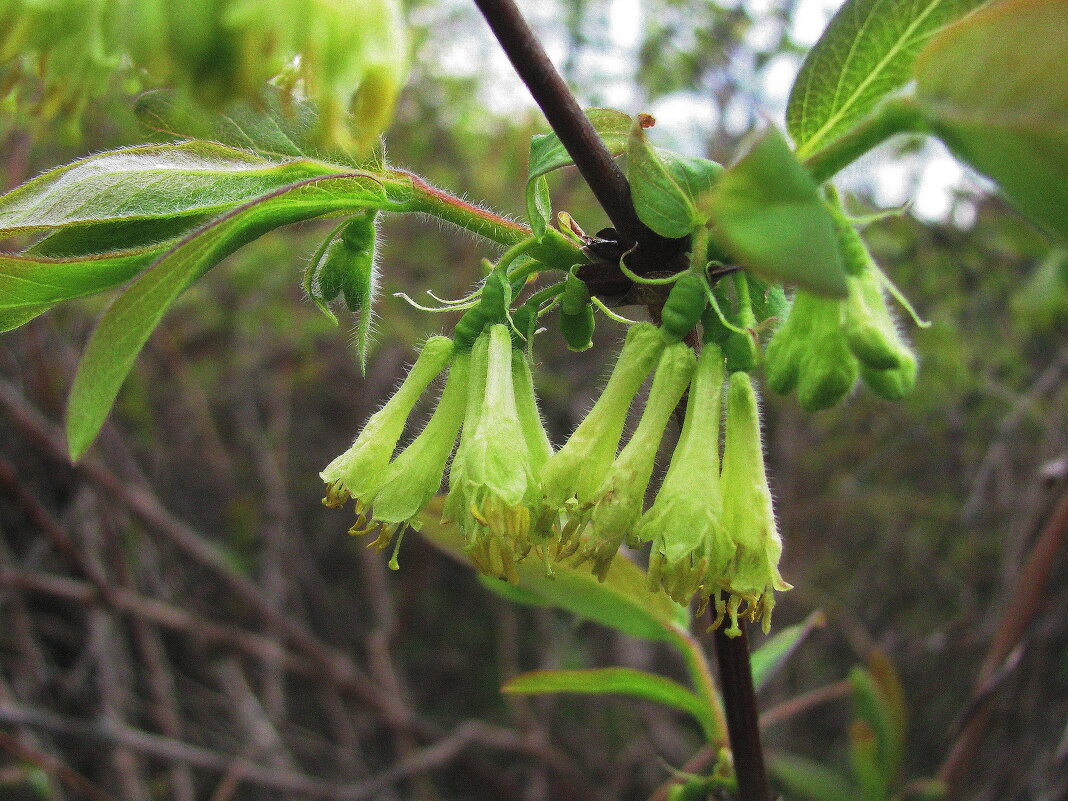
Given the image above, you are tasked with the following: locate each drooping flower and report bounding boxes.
[844,266,918,401]
[321,335,454,520]
[536,322,666,537]
[444,324,535,582]
[568,342,696,580]
[638,343,734,606]
[719,371,791,636]
[360,350,470,566]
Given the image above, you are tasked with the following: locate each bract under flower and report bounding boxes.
[639,344,733,606]
[719,371,791,636]
[320,335,453,514]
[568,342,696,580]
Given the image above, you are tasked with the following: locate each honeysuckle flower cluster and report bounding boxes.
[322,313,793,636]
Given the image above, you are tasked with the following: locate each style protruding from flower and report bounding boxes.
[639,343,733,606]
[719,371,792,636]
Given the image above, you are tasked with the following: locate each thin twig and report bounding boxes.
[713,622,771,801]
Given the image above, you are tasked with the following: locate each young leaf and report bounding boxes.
[769,753,858,801]
[66,174,389,460]
[25,216,211,259]
[135,87,369,168]
[527,108,632,184]
[750,610,826,691]
[418,497,688,643]
[503,668,716,740]
[525,175,552,239]
[788,0,989,159]
[914,0,1068,241]
[627,118,722,238]
[706,127,847,297]
[0,141,339,237]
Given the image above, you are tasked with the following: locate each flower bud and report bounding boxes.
[719,371,791,636]
[320,336,453,514]
[537,322,666,533]
[764,290,859,411]
[570,342,696,580]
[639,344,734,605]
[363,351,469,566]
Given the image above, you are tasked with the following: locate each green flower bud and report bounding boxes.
[844,269,915,372]
[537,322,667,532]
[321,336,454,513]
[764,290,859,411]
[569,342,696,580]
[860,356,917,401]
[719,372,791,636]
[638,344,734,605]
[362,351,469,566]
[449,325,535,581]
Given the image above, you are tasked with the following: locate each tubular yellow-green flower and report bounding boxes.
[362,350,469,566]
[719,371,791,636]
[639,344,734,606]
[536,322,666,535]
[569,342,696,580]
[321,335,453,516]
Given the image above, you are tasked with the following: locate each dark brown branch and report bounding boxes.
[471,0,687,274]
[713,622,772,801]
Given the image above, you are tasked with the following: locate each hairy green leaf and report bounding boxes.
[418,497,688,643]
[0,141,338,237]
[0,244,172,330]
[769,753,858,801]
[914,0,1068,241]
[503,668,715,738]
[135,87,370,168]
[627,119,722,238]
[788,0,989,159]
[750,610,826,691]
[525,175,552,240]
[66,173,389,460]
[528,108,632,184]
[26,216,211,259]
[707,128,847,296]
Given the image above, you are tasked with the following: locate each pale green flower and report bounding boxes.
[321,336,454,519]
[361,351,469,567]
[719,371,791,636]
[568,342,696,580]
[639,344,734,606]
[536,322,666,536]
[445,325,535,582]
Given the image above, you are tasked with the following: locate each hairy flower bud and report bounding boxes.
[321,336,453,514]
[537,322,666,534]
[639,344,734,605]
[569,342,696,580]
[719,371,791,636]
[764,290,859,411]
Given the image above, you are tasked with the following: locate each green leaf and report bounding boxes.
[788,0,989,159]
[503,668,715,739]
[750,610,826,691]
[525,175,552,240]
[25,216,211,259]
[627,119,722,238]
[707,128,847,296]
[0,244,171,330]
[849,652,906,792]
[849,719,888,801]
[135,87,370,168]
[914,0,1068,241]
[418,497,688,643]
[66,173,389,460]
[528,108,632,184]
[0,141,338,237]
[769,753,858,801]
